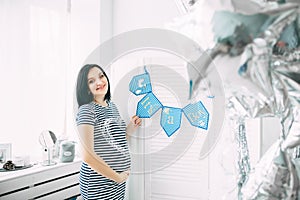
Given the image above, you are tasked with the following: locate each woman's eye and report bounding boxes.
[100,74,104,78]
[88,80,94,84]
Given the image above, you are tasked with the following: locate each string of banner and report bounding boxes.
[129,67,210,137]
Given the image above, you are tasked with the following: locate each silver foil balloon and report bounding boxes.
[233,118,251,199]
[231,0,299,15]
[175,0,300,198]
[241,141,299,200]
[235,7,299,137]
[213,4,300,200]
[238,37,295,138]
[232,7,300,200]
[272,53,300,106]
[188,2,299,99]
[282,109,300,152]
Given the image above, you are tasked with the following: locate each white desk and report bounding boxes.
[0,159,82,200]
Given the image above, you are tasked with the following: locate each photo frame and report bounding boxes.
[0,143,12,163]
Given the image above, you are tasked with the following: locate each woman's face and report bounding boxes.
[87,67,108,99]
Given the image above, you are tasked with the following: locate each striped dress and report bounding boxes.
[76,101,131,200]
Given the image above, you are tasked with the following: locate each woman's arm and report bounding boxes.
[126,115,142,139]
[77,124,129,183]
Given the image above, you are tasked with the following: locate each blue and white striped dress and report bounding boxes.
[76,101,131,200]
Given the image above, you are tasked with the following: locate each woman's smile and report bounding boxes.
[96,84,106,91]
[87,67,109,98]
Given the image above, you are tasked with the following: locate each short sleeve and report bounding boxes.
[110,101,121,116]
[76,104,95,126]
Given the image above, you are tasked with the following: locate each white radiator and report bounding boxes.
[0,160,81,200]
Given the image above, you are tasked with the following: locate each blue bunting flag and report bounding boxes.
[129,68,152,95]
[160,107,182,137]
[136,92,162,118]
[129,67,210,136]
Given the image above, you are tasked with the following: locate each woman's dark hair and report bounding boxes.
[76,64,111,107]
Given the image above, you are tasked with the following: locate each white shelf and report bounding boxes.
[0,159,82,200]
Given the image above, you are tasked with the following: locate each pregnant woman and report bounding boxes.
[76,64,141,200]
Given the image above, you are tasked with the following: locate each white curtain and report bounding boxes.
[0,0,70,161]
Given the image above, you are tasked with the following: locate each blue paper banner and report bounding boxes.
[183,101,209,130]
[130,67,210,136]
[160,107,182,137]
[136,92,163,118]
[129,72,152,95]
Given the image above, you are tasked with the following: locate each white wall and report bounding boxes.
[112,0,180,35]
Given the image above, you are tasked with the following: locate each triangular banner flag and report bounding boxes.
[160,107,182,137]
[183,101,209,130]
[136,92,163,118]
[130,67,210,136]
[129,68,152,95]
